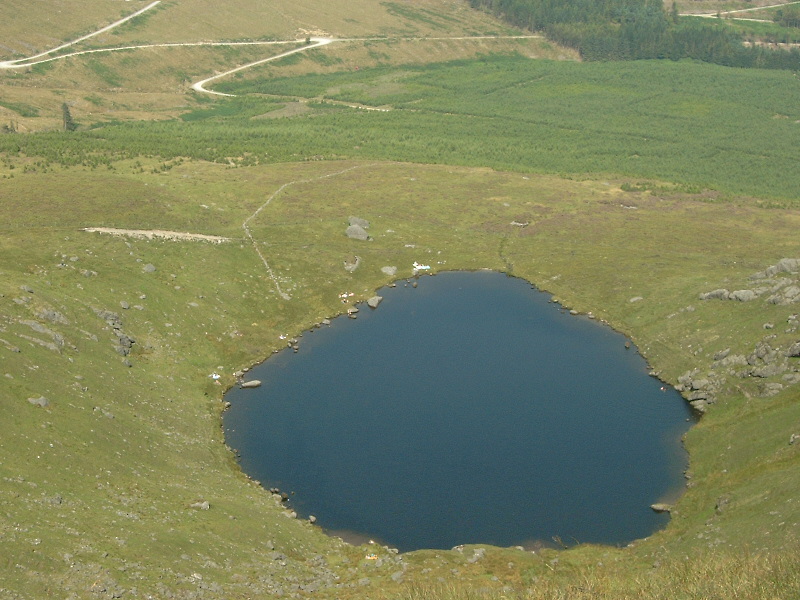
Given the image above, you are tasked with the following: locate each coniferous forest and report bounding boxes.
[469,0,800,67]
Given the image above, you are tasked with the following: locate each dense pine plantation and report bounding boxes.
[469,0,800,65]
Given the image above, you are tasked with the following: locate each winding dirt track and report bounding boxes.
[681,0,800,20]
[0,1,163,68]
[190,37,334,97]
[0,3,540,96]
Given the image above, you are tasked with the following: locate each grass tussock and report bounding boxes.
[399,550,800,600]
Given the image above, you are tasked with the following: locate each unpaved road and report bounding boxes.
[190,37,334,96]
[0,1,162,68]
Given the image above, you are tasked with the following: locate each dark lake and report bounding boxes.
[224,270,694,552]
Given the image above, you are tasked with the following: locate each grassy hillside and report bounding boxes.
[0,0,545,129]
[1,157,798,598]
[1,0,799,598]
[0,0,516,58]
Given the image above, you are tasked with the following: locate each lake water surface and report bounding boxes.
[224,271,694,552]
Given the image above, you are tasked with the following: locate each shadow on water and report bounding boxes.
[224,271,697,553]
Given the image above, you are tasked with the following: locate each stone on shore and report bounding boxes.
[241,380,262,389]
[367,296,383,309]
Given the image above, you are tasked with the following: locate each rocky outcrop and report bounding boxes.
[92,308,136,358]
[751,258,800,279]
[367,296,383,309]
[346,217,371,241]
[348,216,370,229]
[36,308,69,325]
[729,289,757,302]
[345,224,369,241]
[677,372,712,412]
[699,289,730,301]
[18,320,65,353]
[699,258,800,305]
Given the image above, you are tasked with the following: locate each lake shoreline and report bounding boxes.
[223,269,696,553]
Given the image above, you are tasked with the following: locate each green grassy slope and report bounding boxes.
[1,157,798,598]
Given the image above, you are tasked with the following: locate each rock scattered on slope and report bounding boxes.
[36,308,68,325]
[345,224,369,241]
[348,216,370,229]
[751,258,800,279]
[700,258,800,304]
